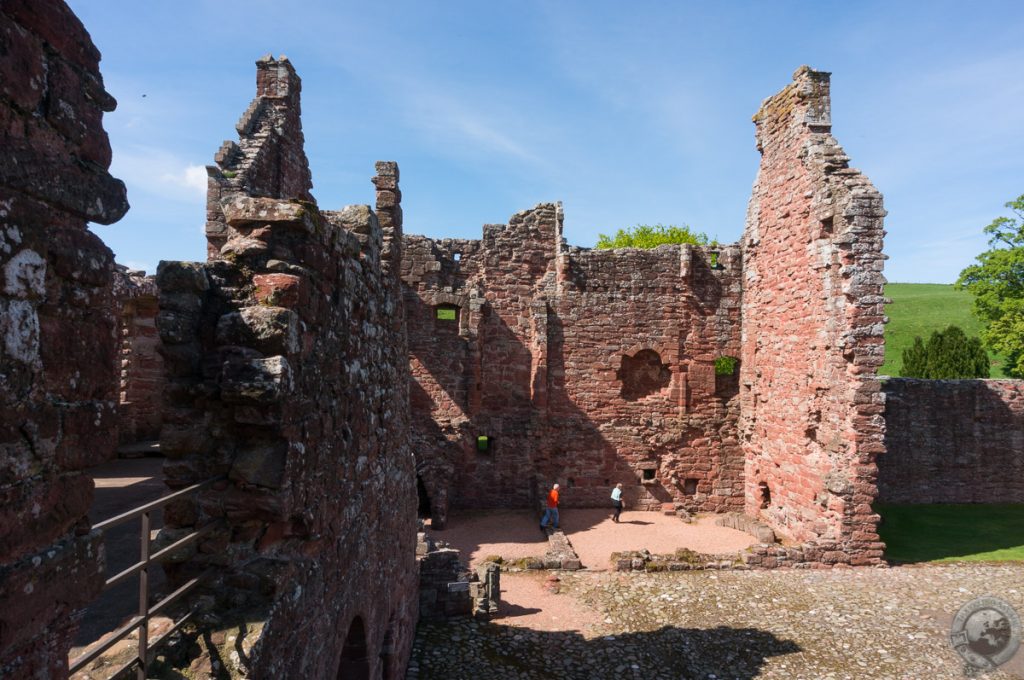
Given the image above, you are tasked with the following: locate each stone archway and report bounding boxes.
[337,616,370,680]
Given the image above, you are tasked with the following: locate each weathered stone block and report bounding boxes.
[222,196,316,233]
[220,355,292,404]
[216,306,299,356]
[157,261,210,294]
[229,440,288,489]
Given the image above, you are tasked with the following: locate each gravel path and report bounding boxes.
[441,509,754,569]
[408,564,1024,679]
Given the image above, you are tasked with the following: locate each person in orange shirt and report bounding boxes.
[540,483,560,532]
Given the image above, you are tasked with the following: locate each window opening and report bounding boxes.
[617,349,671,400]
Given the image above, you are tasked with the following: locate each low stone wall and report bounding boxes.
[878,379,1024,503]
[416,533,502,620]
[418,545,473,620]
[612,539,885,572]
[543,530,582,570]
[714,512,776,544]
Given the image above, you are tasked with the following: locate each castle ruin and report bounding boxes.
[2,2,1023,678]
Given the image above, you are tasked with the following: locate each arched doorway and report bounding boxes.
[337,616,370,680]
[416,475,432,520]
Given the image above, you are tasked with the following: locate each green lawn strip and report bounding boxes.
[876,503,1024,563]
[882,283,1007,377]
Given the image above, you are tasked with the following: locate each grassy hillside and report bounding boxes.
[882,283,1007,377]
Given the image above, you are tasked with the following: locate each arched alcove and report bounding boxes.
[617,349,671,400]
[337,616,370,680]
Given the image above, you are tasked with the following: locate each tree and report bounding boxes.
[957,193,1024,378]
[595,224,711,250]
[900,325,990,379]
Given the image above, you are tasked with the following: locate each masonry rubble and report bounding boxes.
[415,532,501,621]
[544,530,583,570]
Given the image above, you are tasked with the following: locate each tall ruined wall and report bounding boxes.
[0,1,129,677]
[739,67,886,564]
[550,242,744,511]
[403,206,744,524]
[157,59,417,679]
[113,267,163,444]
[878,379,1024,503]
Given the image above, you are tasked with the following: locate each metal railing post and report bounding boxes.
[138,510,150,680]
[68,476,224,678]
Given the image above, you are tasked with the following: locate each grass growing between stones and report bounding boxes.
[877,503,1024,563]
[882,283,1007,377]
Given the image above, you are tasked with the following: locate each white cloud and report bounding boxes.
[162,164,208,196]
[110,147,208,205]
[409,94,542,165]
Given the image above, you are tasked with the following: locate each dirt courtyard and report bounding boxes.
[440,508,756,569]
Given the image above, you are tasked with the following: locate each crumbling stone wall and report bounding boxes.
[878,379,1024,503]
[156,57,417,679]
[0,0,129,676]
[739,67,886,564]
[403,205,744,524]
[113,267,163,445]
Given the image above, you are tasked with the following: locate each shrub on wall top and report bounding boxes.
[596,224,711,250]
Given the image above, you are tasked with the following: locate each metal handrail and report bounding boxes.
[69,476,224,679]
[93,478,219,532]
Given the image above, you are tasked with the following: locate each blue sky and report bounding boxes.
[69,1,1024,283]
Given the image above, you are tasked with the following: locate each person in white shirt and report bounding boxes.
[610,483,624,523]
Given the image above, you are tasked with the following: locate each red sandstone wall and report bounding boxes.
[739,67,886,564]
[878,379,1024,503]
[403,205,745,522]
[0,1,129,676]
[156,59,417,679]
[549,243,744,511]
[113,268,163,444]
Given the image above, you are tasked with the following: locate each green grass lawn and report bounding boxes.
[882,283,1007,377]
[876,504,1024,563]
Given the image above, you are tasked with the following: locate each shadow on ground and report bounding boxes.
[410,619,800,680]
[73,456,168,650]
[876,503,1024,563]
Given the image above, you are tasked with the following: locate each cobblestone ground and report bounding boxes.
[407,564,1024,679]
